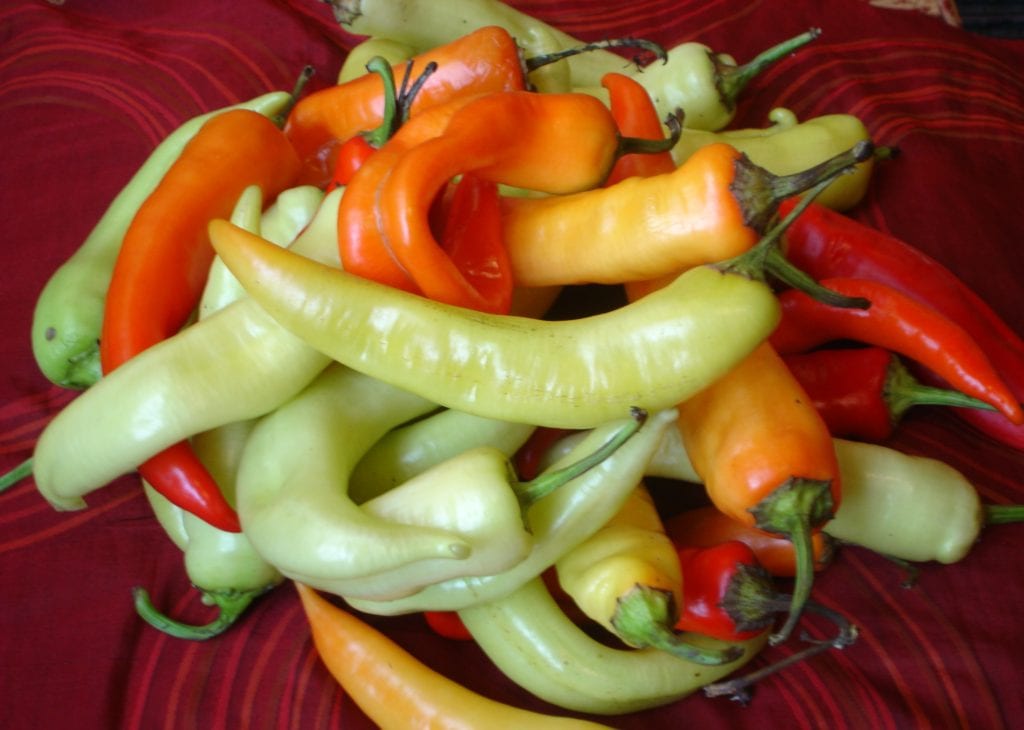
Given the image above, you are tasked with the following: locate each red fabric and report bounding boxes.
[3,1,1024,728]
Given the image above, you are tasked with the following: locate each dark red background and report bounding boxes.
[3,1,1024,728]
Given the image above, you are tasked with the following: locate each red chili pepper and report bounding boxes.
[601,72,677,185]
[769,277,1023,426]
[782,346,998,442]
[781,199,1024,449]
[99,109,302,532]
[664,505,834,578]
[674,541,777,641]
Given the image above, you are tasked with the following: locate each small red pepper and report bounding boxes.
[780,199,1024,450]
[769,277,1024,426]
[783,346,998,442]
[665,505,834,578]
[423,610,473,641]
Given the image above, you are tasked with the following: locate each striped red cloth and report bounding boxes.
[3,1,1024,728]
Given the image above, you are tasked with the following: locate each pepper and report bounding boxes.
[235,364,643,602]
[337,94,483,293]
[336,36,415,84]
[31,188,346,521]
[499,140,874,288]
[781,199,1024,449]
[133,421,282,640]
[665,505,835,578]
[555,482,742,665]
[782,346,997,442]
[207,218,780,430]
[296,582,613,729]
[349,407,535,504]
[29,89,293,390]
[601,72,677,184]
[329,0,819,130]
[670,108,877,211]
[824,439,1024,564]
[675,541,858,705]
[344,409,679,615]
[768,277,1024,425]
[457,575,765,715]
[96,107,303,532]
[375,89,679,309]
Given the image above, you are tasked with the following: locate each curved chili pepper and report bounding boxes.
[782,346,997,442]
[781,199,1024,448]
[500,139,874,288]
[675,541,858,705]
[601,72,677,184]
[296,582,612,728]
[664,505,834,578]
[98,109,301,532]
[376,89,679,309]
[769,277,1024,425]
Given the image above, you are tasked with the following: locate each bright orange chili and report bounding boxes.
[376,90,677,309]
[99,109,302,532]
[769,277,1024,425]
[674,341,840,647]
[500,140,873,288]
[284,26,527,187]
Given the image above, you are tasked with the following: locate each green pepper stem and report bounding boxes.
[985,504,1024,525]
[272,65,315,128]
[612,584,745,666]
[747,477,835,646]
[132,585,266,641]
[0,456,32,493]
[617,110,683,158]
[515,407,647,515]
[361,56,438,148]
[885,355,997,422]
[717,28,821,110]
[768,139,874,202]
[703,599,858,704]
[719,174,872,309]
[523,37,668,73]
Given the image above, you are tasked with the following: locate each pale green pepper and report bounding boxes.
[30,90,293,390]
[31,188,343,515]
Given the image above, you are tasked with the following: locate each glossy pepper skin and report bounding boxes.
[345,410,680,615]
[30,90,292,390]
[31,190,345,524]
[600,72,678,184]
[296,583,612,729]
[500,140,873,288]
[556,482,743,666]
[97,108,302,532]
[208,219,780,430]
[781,199,1024,449]
[284,25,527,186]
[675,341,840,646]
[670,108,876,211]
[458,575,766,715]
[782,347,997,442]
[375,89,677,309]
[824,439,1024,563]
[769,277,1024,426]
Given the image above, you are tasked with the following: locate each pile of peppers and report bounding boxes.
[15,0,1024,725]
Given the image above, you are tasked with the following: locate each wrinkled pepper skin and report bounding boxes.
[209,219,780,430]
[30,91,292,390]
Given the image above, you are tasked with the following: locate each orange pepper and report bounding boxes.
[601,72,677,184]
